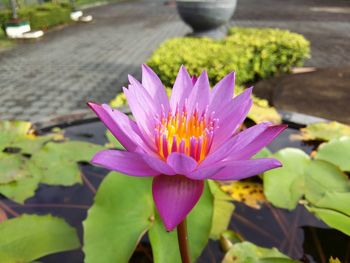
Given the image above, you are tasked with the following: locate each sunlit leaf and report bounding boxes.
[248,102,281,124]
[315,136,350,172]
[0,214,80,262]
[253,148,272,159]
[220,230,244,252]
[0,153,29,184]
[313,192,350,216]
[329,256,342,263]
[300,122,350,141]
[220,181,266,209]
[222,241,298,263]
[83,172,154,263]
[149,182,213,263]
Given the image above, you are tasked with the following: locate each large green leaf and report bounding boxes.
[264,148,350,210]
[0,153,29,184]
[0,214,80,262]
[313,192,350,216]
[222,241,298,263]
[300,122,350,141]
[105,130,125,150]
[263,148,309,210]
[29,141,104,186]
[83,172,154,263]
[315,136,350,172]
[149,182,214,263]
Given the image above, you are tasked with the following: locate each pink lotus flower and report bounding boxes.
[88,65,286,231]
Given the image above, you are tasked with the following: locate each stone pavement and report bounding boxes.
[0,0,349,122]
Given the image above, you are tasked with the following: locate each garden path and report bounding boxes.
[0,0,349,122]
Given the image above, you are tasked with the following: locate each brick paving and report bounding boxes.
[0,0,349,122]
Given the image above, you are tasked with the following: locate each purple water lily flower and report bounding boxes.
[88,65,287,231]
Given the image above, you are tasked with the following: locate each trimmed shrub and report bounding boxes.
[147,27,310,87]
[0,3,72,31]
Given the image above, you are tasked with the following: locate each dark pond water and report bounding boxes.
[2,120,349,263]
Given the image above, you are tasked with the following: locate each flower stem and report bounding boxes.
[177,218,191,263]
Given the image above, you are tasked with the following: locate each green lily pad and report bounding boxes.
[264,148,350,210]
[83,172,154,263]
[300,122,350,141]
[149,181,214,263]
[315,136,350,172]
[29,141,104,186]
[0,214,80,262]
[105,130,125,150]
[0,153,29,184]
[222,241,298,263]
[248,101,281,124]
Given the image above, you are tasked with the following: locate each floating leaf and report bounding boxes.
[220,181,266,209]
[222,241,298,263]
[0,214,80,262]
[83,172,154,263]
[248,102,281,124]
[149,182,213,263]
[329,256,342,263]
[263,148,350,210]
[209,181,235,239]
[253,147,272,159]
[29,141,104,186]
[300,122,350,141]
[220,230,244,252]
[315,136,350,172]
[0,153,29,184]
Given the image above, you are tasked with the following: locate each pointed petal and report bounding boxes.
[152,175,204,231]
[209,158,282,181]
[211,88,253,150]
[229,124,288,160]
[167,152,197,176]
[88,102,146,152]
[186,70,210,115]
[141,64,170,112]
[201,122,272,168]
[209,72,235,113]
[170,65,193,112]
[91,150,160,176]
[123,85,157,150]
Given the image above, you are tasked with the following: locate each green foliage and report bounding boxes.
[222,241,299,263]
[84,172,214,263]
[83,172,154,263]
[300,122,350,141]
[147,27,310,87]
[0,214,80,262]
[315,136,350,172]
[0,120,104,203]
[0,3,72,30]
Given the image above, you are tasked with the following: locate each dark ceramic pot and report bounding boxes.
[176,0,237,38]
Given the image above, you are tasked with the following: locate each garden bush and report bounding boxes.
[147,27,310,87]
[0,2,72,31]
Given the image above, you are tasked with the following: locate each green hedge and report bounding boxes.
[147,27,310,87]
[0,3,72,31]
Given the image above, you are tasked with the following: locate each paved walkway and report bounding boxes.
[0,0,349,122]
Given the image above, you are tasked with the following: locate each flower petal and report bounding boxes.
[88,102,146,152]
[152,175,204,231]
[141,64,170,113]
[210,158,282,181]
[91,150,160,176]
[228,124,288,160]
[209,71,235,113]
[167,152,197,176]
[201,122,272,168]
[211,88,253,150]
[186,70,210,115]
[170,65,193,112]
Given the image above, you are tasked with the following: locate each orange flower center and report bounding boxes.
[155,106,217,162]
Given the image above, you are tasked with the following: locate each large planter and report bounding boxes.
[176,0,237,38]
